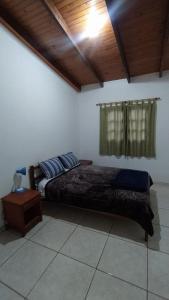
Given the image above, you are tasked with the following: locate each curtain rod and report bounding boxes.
[96,97,161,106]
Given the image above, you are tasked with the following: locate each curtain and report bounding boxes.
[126,100,156,157]
[100,103,126,156]
[100,100,156,157]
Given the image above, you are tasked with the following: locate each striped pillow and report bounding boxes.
[39,157,65,179]
[59,152,80,169]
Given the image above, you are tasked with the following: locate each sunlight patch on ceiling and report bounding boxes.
[84,6,107,38]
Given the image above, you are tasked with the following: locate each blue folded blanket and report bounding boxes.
[111,169,153,192]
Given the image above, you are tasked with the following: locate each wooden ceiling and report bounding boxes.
[0,0,169,91]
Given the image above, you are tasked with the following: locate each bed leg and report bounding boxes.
[145,232,148,242]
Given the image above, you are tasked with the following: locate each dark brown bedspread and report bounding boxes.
[45,165,154,236]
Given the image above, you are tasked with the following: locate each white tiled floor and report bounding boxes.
[148,249,169,299]
[86,270,147,300]
[98,237,147,289]
[30,219,76,251]
[0,282,24,300]
[0,182,168,300]
[0,241,56,296]
[148,293,166,300]
[28,254,94,300]
[61,226,107,267]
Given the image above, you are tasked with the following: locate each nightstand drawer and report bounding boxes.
[23,196,40,211]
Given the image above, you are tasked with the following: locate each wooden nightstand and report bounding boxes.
[2,189,42,236]
[79,160,93,166]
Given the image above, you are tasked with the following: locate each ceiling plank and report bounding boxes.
[105,0,131,83]
[0,4,81,92]
[41,0,104,87]
[159,1,169,78]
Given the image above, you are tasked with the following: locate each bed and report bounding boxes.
[29,163,154,240]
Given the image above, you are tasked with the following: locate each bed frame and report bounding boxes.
[29,164,149,242]
[29,165,44,190]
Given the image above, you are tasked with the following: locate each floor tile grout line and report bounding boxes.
[33,214,149,249]
[77,222,147,249]
[97,268,148,293]
[26,252,58,298]
[106,233,147,248]
[0,278,26,299]
[2,216,148,257]
[96,222,114,268]
[148,247,169,257]
[26,221,104,299]
[58,252,96,270]
[26,215,77,241]
[94,222,148,293]
[60,220,112,266]
[84,222,150,298]
[148,291,169,300]
[24,217,51,239]
[28,218,150,294]
[0,217,56,274]
[0,237,57,299]
[0,238,28,269]
[57,248,149,293]
[26,224,113,266]
[44,211,169,249]
[0,219,63,299]
[84,236,110,299]
[1,208,168,299]
[84,222,114,300]
[25,238,58,254]
[0,225,155,299]
[84,269,97,300]
[147,245,169,300]
[58,223,79,252]
[20,240,169,296]
[27,222,78,254]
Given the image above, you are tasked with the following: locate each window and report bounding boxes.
[107,109,124,142]
[100,100,156,157]
[128,107,146,142]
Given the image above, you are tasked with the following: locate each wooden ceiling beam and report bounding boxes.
[159,1,169,78]
[0,4,81,92]
[105,0,131,83]
[41,0,104,87]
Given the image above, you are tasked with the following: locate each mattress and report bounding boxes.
[45,165,154,236]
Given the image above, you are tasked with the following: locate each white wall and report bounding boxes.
[77,73,169,183]
[0,25,78,226]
